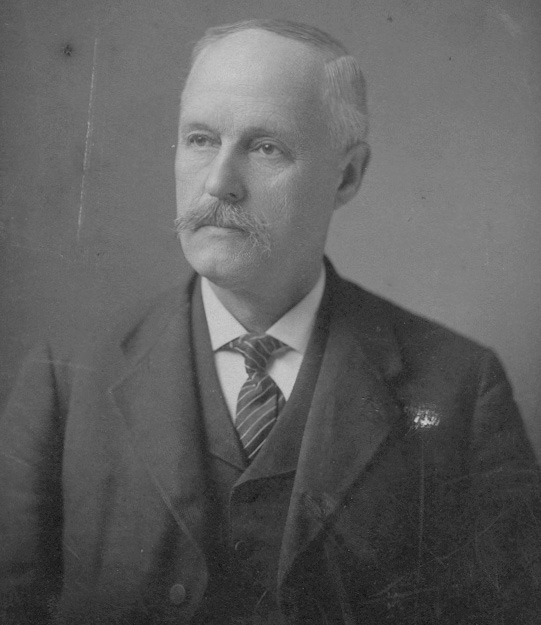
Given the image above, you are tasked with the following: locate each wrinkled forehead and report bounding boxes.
[182,29,326,104]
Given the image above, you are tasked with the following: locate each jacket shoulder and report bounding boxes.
[331,271,495,378]
[24,279,196,397]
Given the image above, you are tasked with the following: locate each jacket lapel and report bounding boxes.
[278,269,404,584]
[109,280,208,543]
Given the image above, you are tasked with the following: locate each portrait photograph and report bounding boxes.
[1,1,540,623]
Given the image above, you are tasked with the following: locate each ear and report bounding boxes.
[335,142,370,208]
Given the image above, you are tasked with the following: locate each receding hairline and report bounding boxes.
[190,18,350,67]
[187,28,330,88]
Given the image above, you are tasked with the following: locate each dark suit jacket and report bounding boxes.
[1,263,540,624]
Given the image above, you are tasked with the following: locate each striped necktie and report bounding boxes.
[226,333,286,462]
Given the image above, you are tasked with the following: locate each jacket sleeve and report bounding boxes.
[0,342,66,625]
[460,350,541,623]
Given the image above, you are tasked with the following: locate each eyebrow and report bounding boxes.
[179,122,216,134]
[179,120,294,140]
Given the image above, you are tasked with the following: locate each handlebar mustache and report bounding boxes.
[174,200,271,253]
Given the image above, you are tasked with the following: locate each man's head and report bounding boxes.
[175,19,369,299]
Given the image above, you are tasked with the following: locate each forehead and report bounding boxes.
[186,30,324,93]
[180,30,327,136]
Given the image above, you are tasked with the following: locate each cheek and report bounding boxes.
[256,176,298,224]
[264,168,321,220]
[175,149,212,183]
[175,159,208,209]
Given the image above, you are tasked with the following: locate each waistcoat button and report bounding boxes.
[233,540,252,559]
[169,583,187,605]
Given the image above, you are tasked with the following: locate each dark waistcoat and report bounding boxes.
[189,281,329,624]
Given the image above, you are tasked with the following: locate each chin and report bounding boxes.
[182,242,263,289]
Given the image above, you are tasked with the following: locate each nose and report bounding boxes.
[204,146,245,202]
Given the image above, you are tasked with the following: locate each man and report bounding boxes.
[1,18,540,625]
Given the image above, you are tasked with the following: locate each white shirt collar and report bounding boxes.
[201,266,326,356]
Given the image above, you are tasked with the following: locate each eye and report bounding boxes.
[187,134,214,148]
[255,142,282,157]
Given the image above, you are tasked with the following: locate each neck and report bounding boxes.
[207,266,322,333]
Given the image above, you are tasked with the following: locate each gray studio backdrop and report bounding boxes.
[1,0,540,456]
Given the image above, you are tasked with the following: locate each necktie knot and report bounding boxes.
[227,333,285,376]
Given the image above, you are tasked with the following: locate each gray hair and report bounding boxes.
[188,19,368,151]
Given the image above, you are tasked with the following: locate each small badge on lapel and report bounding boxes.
[405,404,441,431]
